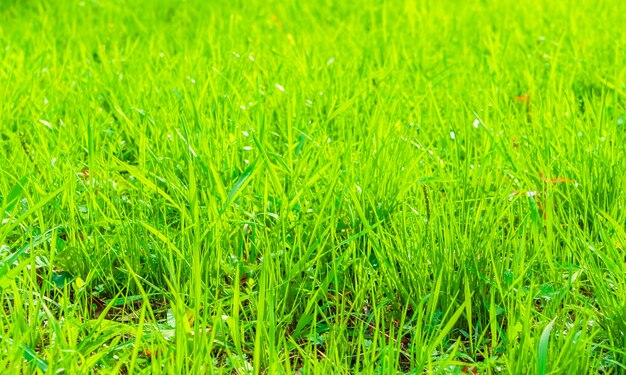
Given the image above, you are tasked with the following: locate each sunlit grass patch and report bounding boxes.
[1,0,626,372]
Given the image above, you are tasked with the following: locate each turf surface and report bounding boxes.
[1,0,626,373]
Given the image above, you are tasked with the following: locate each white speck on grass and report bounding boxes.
[187,76,196,84]
[242,131,249,137]
[355,185,362,194]
[526,191,537,198]
[239,361,253,373]
[244,159,249,164]
[248,53,255,61]
[275,83,285,92]
[43,97,48,105]
[167,134,173,141]
[175,128,197,157]
[305,99,313,107]
[242,146,253,151]
[51,158,56,167]
[38,119,53,130]
[473,119,480,128]
[450,131,456,140]
[327,57,335,66]
[240,105,246,110]
[232,51,240,58]
[327,138,331,144]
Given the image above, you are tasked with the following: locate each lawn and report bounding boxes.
[1,0,626,373]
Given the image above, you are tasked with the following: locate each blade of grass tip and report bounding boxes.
[0,262,28,289]
[207,161,228,203]
[1,226,60,268]
[0,228,60,287]
[21,343,49,373]
[251,134,288,192]
[595,75,626,99]
[138,221,187,263]
[113,158,189,220]
[306,169,340,249]
[121,258,159,328]
[596,209,626,238]
[538,318,557,375]
[2,175,29,213]
[427,298,468,355]
[0,186,64,240]
[471,111,518,173]
[220,159,258,214]
[284,226,332,285]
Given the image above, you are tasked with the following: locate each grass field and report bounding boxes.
[1,0,626,373]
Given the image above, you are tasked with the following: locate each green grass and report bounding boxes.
[1,0,626,373]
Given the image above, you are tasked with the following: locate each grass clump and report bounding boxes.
[1,0,626,373]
